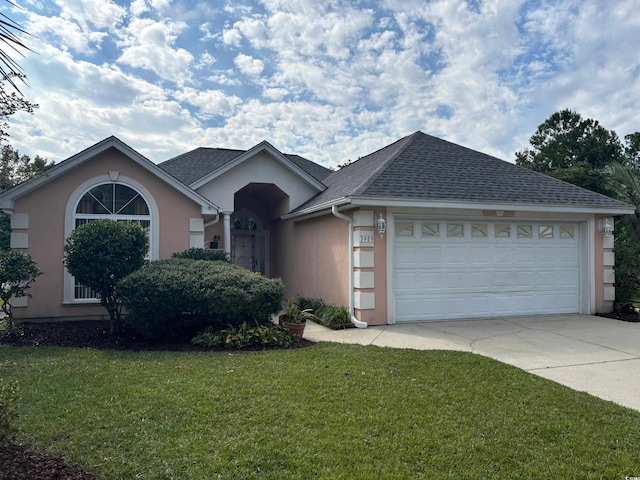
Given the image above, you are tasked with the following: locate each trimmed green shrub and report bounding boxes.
[296,296,326,314]
[119,259,284,339]
[172,248,230,263]
[192,322,298,349]
[0,380,18,445]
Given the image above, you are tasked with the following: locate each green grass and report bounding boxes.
[1,344,640,479]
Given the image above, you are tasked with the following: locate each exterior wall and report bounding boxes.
[11,148,204,321]
[287,213,350,307]
[196,151,319,213]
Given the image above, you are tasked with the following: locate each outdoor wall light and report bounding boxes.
[375,212,387,237]
[598,217,613,237]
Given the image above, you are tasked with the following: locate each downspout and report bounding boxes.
[203,212,220,228]
[331,205,368,329]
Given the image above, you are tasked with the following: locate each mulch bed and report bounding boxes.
[596,311,640,323]
[0,319,313,479]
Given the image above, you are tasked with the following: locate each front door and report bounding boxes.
[232,231,269,276]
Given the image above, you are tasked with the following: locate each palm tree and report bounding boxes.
[0,1,33,93]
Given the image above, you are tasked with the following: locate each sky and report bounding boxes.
[1,0,639,168]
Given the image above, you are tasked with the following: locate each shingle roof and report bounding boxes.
[159,147,332,186]
[294,131,632,211]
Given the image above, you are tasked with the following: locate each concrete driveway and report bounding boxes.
[304,314,640,412]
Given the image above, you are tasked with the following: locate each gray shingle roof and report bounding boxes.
[158,147,332,186]
[295,131,631,211]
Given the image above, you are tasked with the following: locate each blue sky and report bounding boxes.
[2,0,639,168]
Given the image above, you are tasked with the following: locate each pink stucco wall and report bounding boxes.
[278,214,350,307]
[12,147,204,321]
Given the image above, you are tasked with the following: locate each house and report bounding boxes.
[0,131,633,327]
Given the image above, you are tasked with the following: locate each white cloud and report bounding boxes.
[222,27,242,46]
[234,53,264,76]
[56,0,126,30]
[117,18,194,83]
[174,87,242,118]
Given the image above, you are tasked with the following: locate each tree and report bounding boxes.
[0,249,41,334]
[517,109,640,307]
[0,145,52,250]
[63,220,149,334]
[516,109,624,196]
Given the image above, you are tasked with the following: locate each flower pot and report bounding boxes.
[209,241,219,249]
[279,315,306,339]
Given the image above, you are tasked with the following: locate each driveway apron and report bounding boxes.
[304,315,640,412]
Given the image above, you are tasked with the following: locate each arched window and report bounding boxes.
[72,183,151,299]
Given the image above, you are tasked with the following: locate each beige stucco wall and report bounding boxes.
[11,147,204,321]
[594,214,614,313]
[282,213,350,307]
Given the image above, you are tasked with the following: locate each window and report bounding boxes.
[471,224,488,238]
[447,223,464,237]
[495,224,511,238]
[539,225,553,239]
[396,222,414,237]
[517,225,532,238]
[421,223,439,237]
[560,225,575,239]
[73,183,151,299]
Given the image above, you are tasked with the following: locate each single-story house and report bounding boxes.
[0,131,633,327]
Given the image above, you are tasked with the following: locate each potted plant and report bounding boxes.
[279,297,314,339]
[209,235,221,249]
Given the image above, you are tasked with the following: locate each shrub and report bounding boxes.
[0,250,41,334]
[0,380,18,445]
[192,322,298,349]
[64,220,148,334]
[119,259,284,340]
[172,248,230,263]
[297,296,353,329]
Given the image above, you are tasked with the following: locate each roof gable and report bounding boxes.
[291,131,634,215]
[159,141,332,191]
[0,136,219,214]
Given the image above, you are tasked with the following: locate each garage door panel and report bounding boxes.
[394,220,582,321]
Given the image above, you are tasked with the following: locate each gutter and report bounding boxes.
[331,205,368,329]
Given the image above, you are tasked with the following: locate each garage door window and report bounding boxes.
[560,225,575,239]
[539,225,553,238]
[496,224,510,238]
[422,223,439,237]
[471,223,488,237]
[396,222,414,237]
[447,223,464,237]
[517,225,532,238]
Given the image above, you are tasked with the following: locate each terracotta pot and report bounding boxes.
[279,315,306,339]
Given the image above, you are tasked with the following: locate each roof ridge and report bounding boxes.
[352,131,422,195]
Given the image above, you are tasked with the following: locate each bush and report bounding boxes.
[192,322,298,349]
[64,219,148,334]
[172,248,230,263]
[119,259,284,340]
[0,380,18,445]
[297,297,353,329]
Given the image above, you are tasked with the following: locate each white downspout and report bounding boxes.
[203,213,220,228]
[332,205,368,329]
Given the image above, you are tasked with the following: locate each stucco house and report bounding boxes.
[0,131,633,327]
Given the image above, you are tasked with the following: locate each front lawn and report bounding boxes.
[1,343,640,479]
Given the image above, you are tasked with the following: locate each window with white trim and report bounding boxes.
[73,183,151,300]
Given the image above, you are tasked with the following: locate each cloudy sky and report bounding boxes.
[1,0,639,168]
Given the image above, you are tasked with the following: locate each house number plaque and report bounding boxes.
[355,231,375,247]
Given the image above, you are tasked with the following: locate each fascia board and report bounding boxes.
[348,196,636,215]
[189,141,326,192]
[281,197,352,220]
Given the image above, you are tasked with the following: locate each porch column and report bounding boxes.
[223,211,232,254]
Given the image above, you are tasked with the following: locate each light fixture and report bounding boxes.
[375,212,387,237]
[598,218,613,237]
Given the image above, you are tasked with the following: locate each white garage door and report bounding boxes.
[394,219,582,321]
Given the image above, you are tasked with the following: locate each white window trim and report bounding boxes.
[63,174,160,304]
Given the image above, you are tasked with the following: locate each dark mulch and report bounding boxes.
[596,310,640,323]
[0,444,99,480]
[0,319,313,479]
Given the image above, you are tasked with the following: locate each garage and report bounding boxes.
[394,219,584,321]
